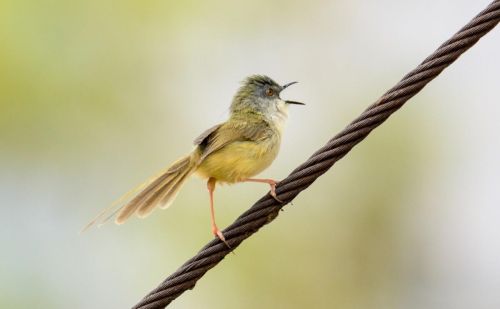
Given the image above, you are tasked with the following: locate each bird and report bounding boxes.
[84,75,304,244]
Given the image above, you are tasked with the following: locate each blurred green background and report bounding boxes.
[1,0,499,308]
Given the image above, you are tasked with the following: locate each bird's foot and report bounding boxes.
[242,178,284,203]
[212,226,231,248]
[268,180,283,203]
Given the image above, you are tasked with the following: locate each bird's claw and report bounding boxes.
[269,180,283,203]
[212,227,231,249]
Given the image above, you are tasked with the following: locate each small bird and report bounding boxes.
[84,75,304,243]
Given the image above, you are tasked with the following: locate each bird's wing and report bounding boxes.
[196,119,272,160]
[193,123,223,146]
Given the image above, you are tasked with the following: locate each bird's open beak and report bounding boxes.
[282,81,305,105]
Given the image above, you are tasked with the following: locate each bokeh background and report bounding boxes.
[1,0,499,308]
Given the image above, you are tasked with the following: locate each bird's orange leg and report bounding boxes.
[242,178,283,203]
[207,177,229,247]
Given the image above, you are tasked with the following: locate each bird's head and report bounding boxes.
[230,75,304,116]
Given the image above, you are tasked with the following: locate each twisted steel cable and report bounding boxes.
[133,1,500,308]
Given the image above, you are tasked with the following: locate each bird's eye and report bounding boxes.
[265,88,274,97]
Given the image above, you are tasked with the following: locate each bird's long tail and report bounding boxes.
[82,151,200,231]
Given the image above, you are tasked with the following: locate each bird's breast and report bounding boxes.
[195,135,281,184]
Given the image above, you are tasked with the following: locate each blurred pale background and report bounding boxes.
[1,0,499,308]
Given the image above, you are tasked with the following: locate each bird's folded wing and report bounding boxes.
[194,120,271,160]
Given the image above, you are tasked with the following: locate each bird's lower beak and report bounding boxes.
[285,100,305,105]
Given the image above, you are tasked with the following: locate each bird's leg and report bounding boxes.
[242,178,283,203]
[207,177,229,247]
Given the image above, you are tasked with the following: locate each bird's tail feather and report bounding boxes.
[81,151,199,231]
[133,158,194,219]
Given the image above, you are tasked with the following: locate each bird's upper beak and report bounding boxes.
[282,81,298,89]
[281,81,305,105]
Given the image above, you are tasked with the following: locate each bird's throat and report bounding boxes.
[268,100,289,135]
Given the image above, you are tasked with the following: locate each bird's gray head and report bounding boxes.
[230,75,304,117]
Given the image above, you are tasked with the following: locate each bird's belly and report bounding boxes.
[195,140,280,183]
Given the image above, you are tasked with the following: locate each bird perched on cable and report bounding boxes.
[84,75,304,243]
